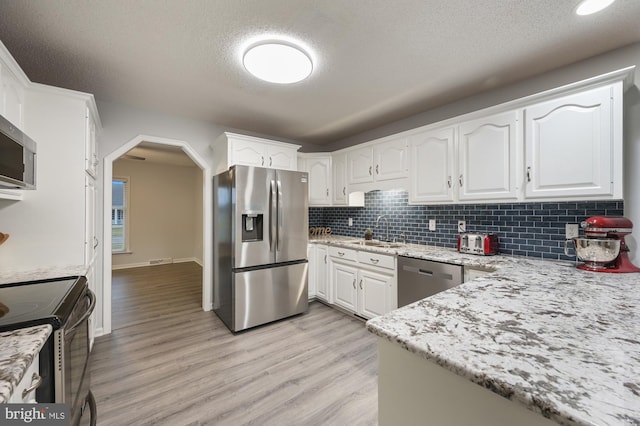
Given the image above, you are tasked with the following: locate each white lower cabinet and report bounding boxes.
[9,353,40,403]
[358,268,391,318]
[328,245,396,319]
[333,261,359,312]
[308,244,330,302]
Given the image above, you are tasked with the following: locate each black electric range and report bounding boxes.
[0,276,86,332]
[0,275,92,421]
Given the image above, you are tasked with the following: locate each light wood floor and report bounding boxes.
[89,262,378,426]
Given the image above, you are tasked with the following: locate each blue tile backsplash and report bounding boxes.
[309,190,624,261]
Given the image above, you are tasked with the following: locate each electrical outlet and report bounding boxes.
[348,218,353,227]
[566,223,579,239]
[429,219,436,231]
[458,220,466,233]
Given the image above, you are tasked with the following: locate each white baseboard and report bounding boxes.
[174,257,202,266]
[112,261,150,270]
[94,327,105,337]
[112,257,202,270]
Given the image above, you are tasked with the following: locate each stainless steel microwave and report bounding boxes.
[0,113,36,189]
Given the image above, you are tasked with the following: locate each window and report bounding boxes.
[112,177,129,252]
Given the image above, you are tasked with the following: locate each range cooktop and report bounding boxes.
[0,276,85,332]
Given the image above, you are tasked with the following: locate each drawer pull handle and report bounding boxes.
[376,164,379,175]
[338,251,345,256]
[526,166,531,182]
[22,373,42,399]
[369,166,372,175]
[342,187,346,195]
[359,279,363,289]
[352,279,356,289]
[261,156,265,166]
[370,258,379,264]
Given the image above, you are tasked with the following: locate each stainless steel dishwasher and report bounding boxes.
[397,256,464,307]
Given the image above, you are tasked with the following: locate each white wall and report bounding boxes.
[327,42,640,262]
[0,89,87,270]
[112,159,201,268]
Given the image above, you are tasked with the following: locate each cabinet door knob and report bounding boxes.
[326,188,329,196]
[343,187,346,195]
[359,279,363,289]
[526,166,531,182]
[261,156,265,166]
[269,157,273,167]
[369,166,372,175]
[352,279,356,289]
[376,164,379,174]
[447,176,452,188]
[459,174,463,187]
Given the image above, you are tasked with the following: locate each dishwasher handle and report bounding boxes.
[402,265,454,280]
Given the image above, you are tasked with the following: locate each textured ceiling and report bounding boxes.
[0,0,639,145]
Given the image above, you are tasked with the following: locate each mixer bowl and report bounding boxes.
[570,238,620,268]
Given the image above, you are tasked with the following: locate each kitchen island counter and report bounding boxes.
[0,325,52,403]
[355,241,640,425]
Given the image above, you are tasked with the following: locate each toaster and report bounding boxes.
[457,233,499,255]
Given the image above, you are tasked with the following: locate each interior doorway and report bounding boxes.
[102,135,212,335]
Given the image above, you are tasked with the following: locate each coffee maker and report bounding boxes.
[565,216,640,273]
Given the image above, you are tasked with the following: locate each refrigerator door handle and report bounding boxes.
[277,178,283,252]
[270,179,277,252]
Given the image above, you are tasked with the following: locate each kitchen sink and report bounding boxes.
[347,240,404,248]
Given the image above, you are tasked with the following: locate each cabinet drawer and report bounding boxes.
[329,246,357,262]
[358,251,395,270]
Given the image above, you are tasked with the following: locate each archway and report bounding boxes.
[102,134,212,335]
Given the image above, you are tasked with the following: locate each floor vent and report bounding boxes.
[149,258,173,265]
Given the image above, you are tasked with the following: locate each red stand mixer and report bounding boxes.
[565,216,640,273]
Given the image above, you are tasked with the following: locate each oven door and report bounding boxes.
[56,288,96,426]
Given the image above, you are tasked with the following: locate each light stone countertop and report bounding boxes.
[311,236,640,426]
[0,325,52,403]
[0,265,88,285]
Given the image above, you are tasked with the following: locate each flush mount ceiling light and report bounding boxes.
[575,0,616,15]
[243,42,313,84]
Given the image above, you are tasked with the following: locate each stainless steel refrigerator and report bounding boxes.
[213,165,309,332]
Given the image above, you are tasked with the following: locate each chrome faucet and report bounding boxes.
[376,215,390,242]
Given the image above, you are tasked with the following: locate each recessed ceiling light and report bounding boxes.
[243,42,313,84]
[575,0,615,15]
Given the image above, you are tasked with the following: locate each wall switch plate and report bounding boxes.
[458,220,466,233]
[348,218,353,227]
[566,223,579,239]
[429,219,436,231]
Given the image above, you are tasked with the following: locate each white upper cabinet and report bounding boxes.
[409,127,455,203]
[332,151,348,205]
[212,132,301,175]
[0,63,25,129]
[347,137,408,190]
[348,146,374,184]
[524,84,619,199]
[457,111,518,201]
[374,138,409,181]
[85,107,98,177]
[304,155,332,206]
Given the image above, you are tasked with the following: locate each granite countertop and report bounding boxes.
[311,236,640,425]
[0,265,88,285]
[0,325,52,403]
